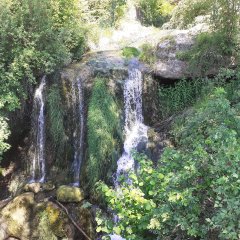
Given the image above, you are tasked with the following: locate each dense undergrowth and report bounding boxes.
[159,68,240,118]
[97,70,240,239]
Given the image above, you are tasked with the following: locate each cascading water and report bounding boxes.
[110,59,148,240]
[71,78,84,187]
[116,59,148,182]
[30,76,46,183]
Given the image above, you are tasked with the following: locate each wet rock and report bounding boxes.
[146,128,172,163]
[42,182,55,191]
[57,185,84,203]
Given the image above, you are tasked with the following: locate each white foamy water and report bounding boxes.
[71,78,84,187]
[116,65,148,180]
[31,76,46,183]
[110,61,148,240]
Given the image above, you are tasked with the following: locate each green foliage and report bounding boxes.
[158,78,207,118]
[47,84,66,163]
[174,0,239,74]
[211,0,240,46]
[122,47,141,59]
[179,31,236,76]
[86,78,122,189]
[0,0,87,164]
[158,68,240,118]
[97,87,240,239]
[136,0,174,27]
[0,0,87,111]
[0,115,10,162]
[85,0,127,27]
[168,0,211,29]
[139,43,156,65]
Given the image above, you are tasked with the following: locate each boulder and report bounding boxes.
[24,182,41,193]
[0,192,75,240]
[154,29,195,79]
[57,185,84,203]
[0,192,35,239]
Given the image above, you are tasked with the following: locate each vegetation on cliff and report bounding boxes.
[0,0,240,239]
[97,78,240,239]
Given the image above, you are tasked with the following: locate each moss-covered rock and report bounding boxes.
[0,192,75,240]
[0,192,35,239]
[24,182,41,193]
[31,200,75,240]
[57,185,84,203]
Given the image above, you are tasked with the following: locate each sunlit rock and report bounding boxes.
[56,185,84,203]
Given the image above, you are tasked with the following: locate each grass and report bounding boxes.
[86,77,122,189]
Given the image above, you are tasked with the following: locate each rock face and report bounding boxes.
[154,25,206,80]
[57,185,84,203]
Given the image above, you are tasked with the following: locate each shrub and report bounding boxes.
[0,115,10,163]
[168,0,211,29]
[158,68,240,118]
[139,43,156,65]
[136,0,174,27]
[86,0,127,27]
[97,88,240,240]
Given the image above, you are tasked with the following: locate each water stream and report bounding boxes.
[71,78,84,187]
[116,59,148,183]
[30,76,46,183]
[111,59,148,240]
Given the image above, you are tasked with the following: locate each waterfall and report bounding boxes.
[30,76,46,183]
[116,60,148,182]
[110,60,148,240]
[71,78,84,187]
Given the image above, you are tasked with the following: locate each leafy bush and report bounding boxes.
[136,0,174,27]
[168,0,211,29]
[158,68,240,118]
[158,78,208,118]
[86,78,122,189]
[139,43,156,65]
[97,88,240,239]
[0,0,87,111]
[0,116,10,162]
[86,0,127,27]
[211,0,240,47]
[178,32,236,76]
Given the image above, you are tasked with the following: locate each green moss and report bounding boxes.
[122,47,141,59]
[47,84,67,165]
[86,77,122,190]
[56,185,84,203]
[139,43,156,65]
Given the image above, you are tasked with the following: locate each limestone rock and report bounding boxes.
[154,29,195,79]
[0,192,35,239]
[24,182,41,193]
[57,185,84,203]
